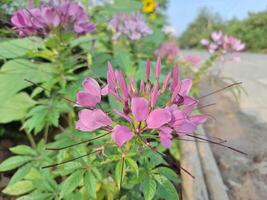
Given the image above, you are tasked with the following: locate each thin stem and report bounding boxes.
[45,132,110,151]
[25,131,36,148]
[120,155,125,189]
[44,125,49,144]
[186,134,247,156]
[24,79,78,105]
[197,82,243,100]
[42,149,101,169]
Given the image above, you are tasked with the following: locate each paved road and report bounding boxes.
[183,50,267,123]
[182,50,267,200]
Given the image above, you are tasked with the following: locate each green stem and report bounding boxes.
[193,51,222,85]
[26,131,36,148]
[44,125,49,144]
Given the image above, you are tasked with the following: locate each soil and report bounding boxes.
[200,81,267,200]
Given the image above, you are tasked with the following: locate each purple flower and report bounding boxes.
[109,12,152,41]
[201,31,245,60]
[75,58,208,149]
[155,41,180,63]
[11,0,95,37]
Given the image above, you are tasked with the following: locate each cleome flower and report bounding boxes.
[11,0,95,37]
[155,40,180,63]
[75,58,208,149]
[201,31,245,54]
[108,12,152,41]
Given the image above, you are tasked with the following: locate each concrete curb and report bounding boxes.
[181,126,229,200]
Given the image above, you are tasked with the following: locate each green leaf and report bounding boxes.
[23,101,66,134]
[24,167,43,180]
[9,164,32,186]
[60,170,84,199]
[0,37,43,59]
[143,176,157,200]
[0,59,53,123]
[155,167,180,185]
[113,45,134,75]
[154,174,179,200]
[0,92,36,123]
[115,159,124,189]
[0,156,32,172]
[2,180,35,196]
[17,193,53,200]
[10,145,37,156]
[84,171,96,199]
[126,158,139,176]
[91,52,111,78]
[97,0,142,20]
[0,59,53,98]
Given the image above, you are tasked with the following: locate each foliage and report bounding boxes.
[179,7,225,49]
[179,7,267,53]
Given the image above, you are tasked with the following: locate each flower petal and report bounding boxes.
[101,85,109,96]
[146,108,171,129]
[159,126,173,148]
[173,119,197,135]
[131,97,149,122]
[111,125,134,147]
[76,109,112,131]
[180,79,192,96]
[159,131,172,149]
[190,115,208,125]
[83,78,101,98]
[76,92,100,108]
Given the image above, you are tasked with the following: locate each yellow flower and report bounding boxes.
[142,0,156,14]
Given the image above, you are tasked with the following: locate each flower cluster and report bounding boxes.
[11,0,95,37]
[75,58,207,149]
[201,31,245,54]
[109,12,152,41]
[155,41,180,63]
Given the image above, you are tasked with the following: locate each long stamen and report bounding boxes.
[197,103,216,109]
[42,149,101,169]
[186,134,247,156]
[197,82,242,100]
[194,133,227,143]
[24,79,77,105]
[45,133,110,151]
[175,138,227,144]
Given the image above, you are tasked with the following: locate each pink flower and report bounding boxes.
[75,58,207,149]
[155,41,180,63]
[11,0,95,37]
[201,31,245,60]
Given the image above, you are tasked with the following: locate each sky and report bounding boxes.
[167,0,267,35]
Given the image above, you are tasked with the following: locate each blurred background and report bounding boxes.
[167,1,267,199]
